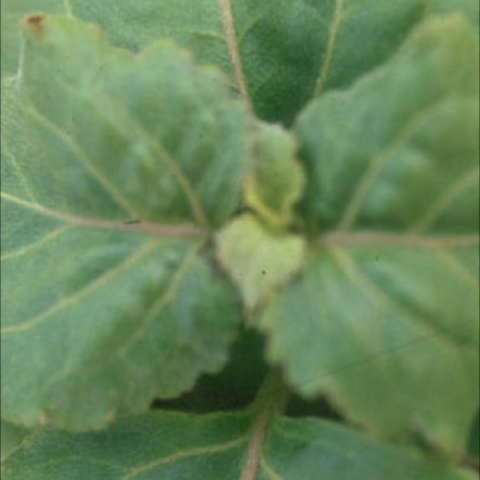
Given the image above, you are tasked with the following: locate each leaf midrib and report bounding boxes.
[321,231,479,249]
[240,405,271,480]
[1,192,203,238]
[238,373,288,480]
[217,0,253,113]
[314,0,346,98]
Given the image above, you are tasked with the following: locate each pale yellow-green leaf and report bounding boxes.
[245,124,305,230]
[216,215,305,311]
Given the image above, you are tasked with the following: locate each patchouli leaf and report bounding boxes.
[2,411,476,480]
[296,16,479,233]
[0,16,248,430]
[260,16,480,454]
[245,124,305,230]
[2,0,478,124]
[216,215,305,311]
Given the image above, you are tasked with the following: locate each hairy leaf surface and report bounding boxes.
[260,16,480,454]
[0,17,249,430]
[2,0,478,124]
[2,411,476,480]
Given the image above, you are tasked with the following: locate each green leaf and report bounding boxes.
[244,124,305,230]
[9,15,252,227]
[0,16,249,430]
[260,16,480,454]
[3,1,478,124]
[297,16,479,233]
[216,215,305,311]
[2,410,476,480]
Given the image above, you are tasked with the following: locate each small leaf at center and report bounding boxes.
[244,123,305,230]
[216,214,305,311]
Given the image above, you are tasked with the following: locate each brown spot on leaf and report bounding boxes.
[24,15,46,37]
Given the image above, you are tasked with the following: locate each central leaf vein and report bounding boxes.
[217,0,253,113]
[314,0,346,98]
[0,192,203,238]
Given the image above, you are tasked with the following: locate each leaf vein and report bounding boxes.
[44,241,203,391]
[63,0,73,17]
[411,166,480,232]
[1,139,38,203]
[337,99,460,231]
[434,250,479,292]
[237,6,276,45]
[321,231,480,249]
[0,240,162,335]
[330,246,477,355]
[272,423,357,460]
[260,456,289,480]
[58,78,209,227]
[1,226,72,262]
[120,436,248,480]
[23,100,141,219]
[217,0,253,112]
[314,0,346,97]
[0,192,203,238]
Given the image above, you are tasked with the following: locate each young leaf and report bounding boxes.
[2,410,476,480]
[244,124,305,230]
[216,215,305,311]
[260,16,480,454]
[3,1,478,124]
[0,16,250,430]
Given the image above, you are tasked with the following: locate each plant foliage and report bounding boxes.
[1,1,479,479]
